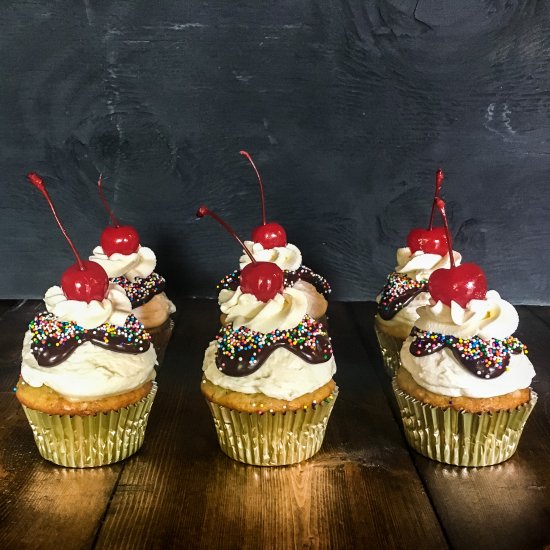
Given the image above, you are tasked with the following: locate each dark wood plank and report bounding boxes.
[0,300,124,549]
[94,300,447,549]
[351,302,550,550]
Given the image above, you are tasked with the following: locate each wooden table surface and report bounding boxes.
[0,299,548,550]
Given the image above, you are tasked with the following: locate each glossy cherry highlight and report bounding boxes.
[26,172,109,303]
[407,169,448,255]
[240,151,287,249]
[97,175,140,256]
[197,206,284,302]
[428,198,487,308]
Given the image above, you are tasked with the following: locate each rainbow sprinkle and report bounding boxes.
[378,272,427,319]
[215,315,333,377]
[112,272,166,307]
[409,327,527,379]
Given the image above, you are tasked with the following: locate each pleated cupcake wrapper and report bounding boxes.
[148,318,175,368]
[374,324,405,378]
[206,389,338,466]
[392,380,538,467]
[21,382,158,468]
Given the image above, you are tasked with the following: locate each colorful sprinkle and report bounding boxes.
[377,272,427,320]
[112,272,166,307]
[409,327,527,379]
[29,312,151,367]
[215,314,333,377]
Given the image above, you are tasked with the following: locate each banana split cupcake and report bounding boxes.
[393,199,537,466]
[17,174,158,468]
[90,177,176,364]
[375,169,459,377]
[198,206,337,466]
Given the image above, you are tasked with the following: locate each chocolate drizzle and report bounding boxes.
[215,315,333,377]
[112,272,166,307]
[219,265,331,297]
[409,327,527,379]
[29,313,151,367]
[377,272,428,320]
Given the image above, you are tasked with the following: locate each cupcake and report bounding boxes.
[198,206,337,466]
[393,199,537,466]
[17,173,158,468]
[375,169,460,377]
[89,176,176,364]
[217,151,330,322]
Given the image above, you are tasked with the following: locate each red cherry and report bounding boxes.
[100,225,140,256]
[407,227,448,254]
[429,263,488,308]
[26,172,109,303]
[196,206,284,302]
[61,260,110,302]
[97,175,140,256]
[240,261,285,302]
[240,150,288,249]
[427,198,487,307]
[251,222,287,249]
[407,169,447,254]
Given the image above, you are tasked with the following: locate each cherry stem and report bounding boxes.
[428,169,444,230]
[435,197,455,269]
[97,175,120,227]
[196,206,257,264]
[240,150,266,226]
[27,172,85,271]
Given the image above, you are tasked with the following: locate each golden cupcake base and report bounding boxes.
[21,382,158,468]
[206,389,338,466]
[374,324,404,377]
[392,380,537,467]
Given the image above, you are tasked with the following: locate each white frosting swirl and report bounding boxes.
[396,247,462,281]
[89,245,156,281]
[239,241,302,272]
[415,290,519,339]
[219,287,307,333]
[44,283,132,329]
[21,331,157,399]
[202,340,336,400]
[400,290,535,398]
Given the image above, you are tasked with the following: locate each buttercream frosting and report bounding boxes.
[90,245,156,281]
[239,241,302,272]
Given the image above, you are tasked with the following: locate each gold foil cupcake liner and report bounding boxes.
[148,318,175,367]
[206,389,338,466]
[21,382,158,468]
[392,380,537,467]
[374,324,404,377]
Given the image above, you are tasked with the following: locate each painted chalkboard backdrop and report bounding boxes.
[2,1,549,302]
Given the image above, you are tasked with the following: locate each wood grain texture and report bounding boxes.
[94,300,448,549]
[2,1,550,302]
[351,302,550,550]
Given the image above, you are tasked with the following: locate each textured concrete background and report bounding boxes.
[2,0,549,302]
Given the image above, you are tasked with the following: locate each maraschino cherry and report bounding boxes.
[197,206,284,302]
[97,175,140,256]
[407,169,448,255]
[27,172,109,303]
[428,198,487,308]
[240,151,287,249]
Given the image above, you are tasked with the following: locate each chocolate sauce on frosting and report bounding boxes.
[219,266,331,297]
[215,315,333,377]
[29,312,151,367]
[409,327,527,379]
[377,272,428,320]
[112,272,166,307]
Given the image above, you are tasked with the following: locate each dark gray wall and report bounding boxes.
[2,0,549,303]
